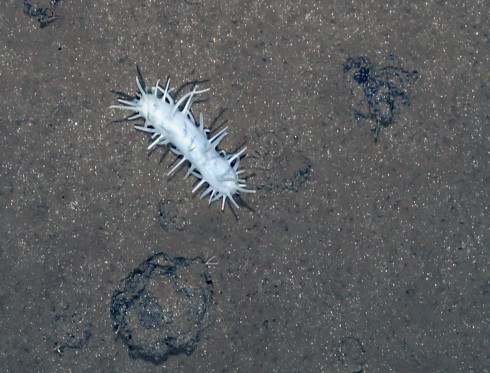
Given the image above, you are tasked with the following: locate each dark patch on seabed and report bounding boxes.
[343,55,418,142]
[157,199,188,231]
[45,305,94,356]
[23,0,63,28]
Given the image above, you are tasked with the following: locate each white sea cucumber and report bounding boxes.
[111,75,254,210]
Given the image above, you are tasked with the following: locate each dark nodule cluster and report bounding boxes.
[343,56,418,142]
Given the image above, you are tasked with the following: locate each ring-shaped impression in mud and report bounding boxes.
[110,252,213,364]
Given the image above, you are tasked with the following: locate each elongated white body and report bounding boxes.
[111,76,254,210]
